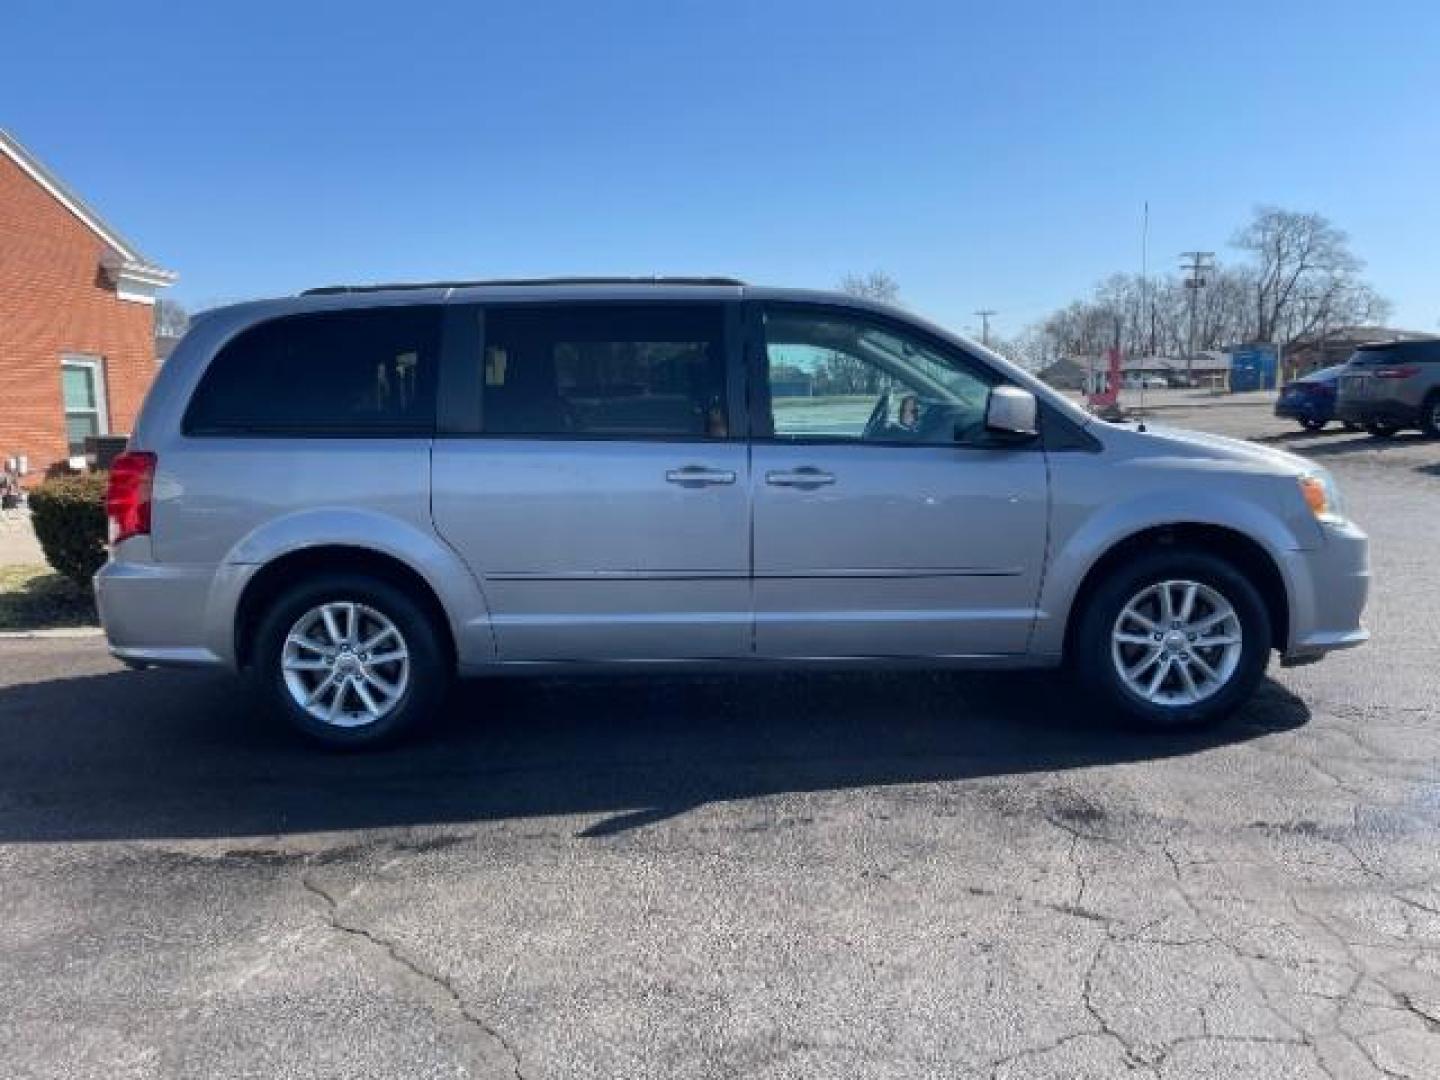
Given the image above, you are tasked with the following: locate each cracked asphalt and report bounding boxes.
[2,404,1437,1079]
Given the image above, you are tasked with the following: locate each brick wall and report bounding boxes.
[0,151,156,481]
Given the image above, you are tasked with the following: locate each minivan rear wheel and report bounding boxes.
[1073,549,1271,730]
[251,574,448,748]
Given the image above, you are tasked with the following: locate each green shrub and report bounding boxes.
[29,472,109,587]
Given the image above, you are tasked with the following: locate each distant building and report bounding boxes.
[1120,355,1185,382]
[1043,351,1238,392]
[0,129,176,478]
[1284,326,1437,377]
[1117,352,1230,386]
[1036,356,1088,391]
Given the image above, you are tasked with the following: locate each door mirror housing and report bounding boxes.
[983,385,1039,439]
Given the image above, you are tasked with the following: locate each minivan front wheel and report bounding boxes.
[252,574,448,747]
[1073,550,1271,730]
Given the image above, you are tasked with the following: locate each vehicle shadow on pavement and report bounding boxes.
[1252,428,1430,458]
[0,666,1308,843]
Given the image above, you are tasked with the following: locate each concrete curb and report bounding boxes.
[0,626,105,640]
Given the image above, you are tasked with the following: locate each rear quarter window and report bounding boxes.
[184,306,441,436]
[1351,341,1440,365]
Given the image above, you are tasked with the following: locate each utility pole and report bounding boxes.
[1180,252,1214,384]
[1297,294,1320,381]
[974,309,996,347]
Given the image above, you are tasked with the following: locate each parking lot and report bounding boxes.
[2,402,1437,1079]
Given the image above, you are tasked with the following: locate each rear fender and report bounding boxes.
[204,508,496,667]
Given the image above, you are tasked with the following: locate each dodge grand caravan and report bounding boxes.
[97,278,1370,747]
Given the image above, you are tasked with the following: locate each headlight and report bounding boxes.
[1298,471,1346,524]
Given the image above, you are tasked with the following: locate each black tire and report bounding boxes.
[250,573,449,749]
[1072,548,1272,731]
[1366,421,1399,438]
[1298,418,1326,432]
[1420,394,1440,439]
[1341,421,1362,433]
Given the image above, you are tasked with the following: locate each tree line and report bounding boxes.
[846,206,1393,372]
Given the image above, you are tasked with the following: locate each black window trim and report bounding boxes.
[435,298,749,443]
[182,306,443,439]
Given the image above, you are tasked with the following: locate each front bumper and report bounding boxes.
[1274,400,1329,422]
[1278,519,1370,663]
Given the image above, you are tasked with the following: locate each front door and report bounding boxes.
[749,303,1049,658]
[431,300,751,661]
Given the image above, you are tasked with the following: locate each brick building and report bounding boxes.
[1,129,176,481]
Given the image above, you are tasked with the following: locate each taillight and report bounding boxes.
[1373,365,1420,379]
[106,451,156,545]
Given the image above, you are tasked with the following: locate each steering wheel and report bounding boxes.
[862,390,892,440]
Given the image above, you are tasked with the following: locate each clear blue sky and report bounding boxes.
[4,0,1437,338]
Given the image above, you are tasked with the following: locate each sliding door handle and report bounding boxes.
[665,465,737,487]
[766,467,836,489]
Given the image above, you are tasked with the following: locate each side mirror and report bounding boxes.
[983,385,1038,439]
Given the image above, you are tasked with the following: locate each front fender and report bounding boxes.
[203,508,495,668]
[1031,481,1311,657]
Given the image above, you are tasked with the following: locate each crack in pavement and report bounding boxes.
[301,872,528,1080]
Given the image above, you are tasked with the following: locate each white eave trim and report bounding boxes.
[112,259,179,305]
[1,129,177,297]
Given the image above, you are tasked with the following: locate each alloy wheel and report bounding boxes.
[281,601,411,727]
[1110,579,1243,706]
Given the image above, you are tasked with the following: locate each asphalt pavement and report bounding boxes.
[2,405,1438,1079]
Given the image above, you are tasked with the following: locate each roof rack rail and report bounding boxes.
[301,276,747,296]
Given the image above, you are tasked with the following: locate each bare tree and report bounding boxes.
[818,271,902,393]
[987,327,1052,372]
[1029,208,1392,364]
[839,270,901,305]
[1232,207,1387,344]
[154,299,190,338]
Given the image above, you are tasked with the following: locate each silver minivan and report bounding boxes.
[97,279,1370,747]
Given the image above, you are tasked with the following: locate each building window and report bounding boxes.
[60,356,109,460]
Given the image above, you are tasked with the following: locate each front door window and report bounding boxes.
[762,309,994,445]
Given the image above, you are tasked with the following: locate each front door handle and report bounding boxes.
[665,465,737,488]
[766,467,836,489]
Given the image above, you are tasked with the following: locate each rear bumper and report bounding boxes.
[95,556,227,669]
[1278,520,1370,663]
[1335,398,1419,427]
